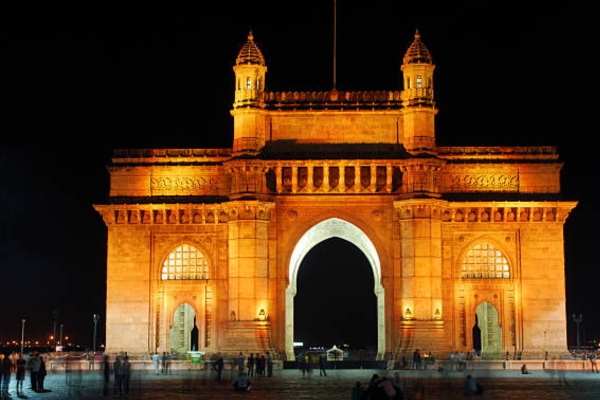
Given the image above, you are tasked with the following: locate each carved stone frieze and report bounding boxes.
[448,174,519,191]
[150,176,221,195]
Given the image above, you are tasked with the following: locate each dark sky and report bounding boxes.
[1,4,597,349]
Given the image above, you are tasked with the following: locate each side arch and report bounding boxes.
[285,217,385,360]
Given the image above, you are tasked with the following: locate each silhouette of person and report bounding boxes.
[247,353,255,377]
[213,357,224,381]
[319,353,327,376]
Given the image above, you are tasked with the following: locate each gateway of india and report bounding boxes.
[94,30,577,362]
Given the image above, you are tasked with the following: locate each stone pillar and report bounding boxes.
[323,163,330,192]
[386,164,393,193]
[339,163,346,193]
[370,164,377,193]
[395,199,443,323]
[275,165,283,194]
[307,164,314,193]
[291,166,298,194]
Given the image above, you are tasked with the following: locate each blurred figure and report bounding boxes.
[213,357,224,381]
[521,364,531,374]
[27,352,41,392]
[460,374,482,396]
[266,351,274,377]
[232,369,251,391]
[15,353,27,397]
[152,352,160,375]
[102,354,111,396]
[247,353,255,378]
[0,352,13,398]
[37,354,49,392]
[351,381,364,400]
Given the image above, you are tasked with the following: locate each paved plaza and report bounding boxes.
[8,366,600,400]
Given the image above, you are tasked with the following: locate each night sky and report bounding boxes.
[1,4,596,350]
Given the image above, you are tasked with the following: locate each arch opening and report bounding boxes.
[285,218,385,361]
[294,238,377,354]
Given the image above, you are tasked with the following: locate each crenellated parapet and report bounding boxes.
[260,89,408,110]
[94,201,275,226]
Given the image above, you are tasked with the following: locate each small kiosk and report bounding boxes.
[326,345,344,362]
[186,351,205,370]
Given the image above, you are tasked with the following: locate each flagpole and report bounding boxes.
[333,0,337,90]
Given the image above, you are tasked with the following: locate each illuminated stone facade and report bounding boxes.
[95,31,576,361]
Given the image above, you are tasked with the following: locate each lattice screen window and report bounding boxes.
[461,243,510,279]
[161,244,209,280]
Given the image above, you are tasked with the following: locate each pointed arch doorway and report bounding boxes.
[170,303,199,354]
[285,218,385,361]
[474,302,502,359]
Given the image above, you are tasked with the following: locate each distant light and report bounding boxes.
[293,342,304,347]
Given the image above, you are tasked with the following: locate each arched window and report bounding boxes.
[161,244,209,280]
[246,77,252,89]
[461,243,510,279]
[416,75,422,88]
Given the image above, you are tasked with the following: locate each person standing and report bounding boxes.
[27,351,41,392]
[213,357,224,381]
[161,352,169,374]
[15,354,27,397]
[0,352,13,399]
[411,349,421,370]
[122,356,131,395]
[37,354,48,392]
[588,352,599,373]
[256,354,266,378]
[102,355,111,396]
[113,355,124,395]
[319,353,327,376]
[247,353,255,378]
[235,352,245,372]
[266,351,273,377]
[152,352,160,375]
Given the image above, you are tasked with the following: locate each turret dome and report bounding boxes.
[403,29,432,65]
[235,31,266,66]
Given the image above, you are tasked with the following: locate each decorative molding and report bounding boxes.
[449,174,519,191]
[150,176,220,194]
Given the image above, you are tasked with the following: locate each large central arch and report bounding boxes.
[285,217,385,360]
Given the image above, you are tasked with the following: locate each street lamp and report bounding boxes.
[572,313,583,350]
[52,310,59,351]
[93,314,100,353]
[59,324,64,351]
[21,319,26,356]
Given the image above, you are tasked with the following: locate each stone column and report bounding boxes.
[275,165,283,194]
[370,164,377,193]
[323,163,330,192]
[339,163,345,193]
[291,166,298,194]
[307,164,314,193]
